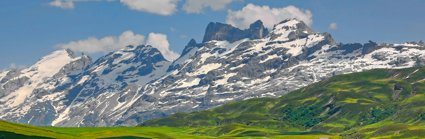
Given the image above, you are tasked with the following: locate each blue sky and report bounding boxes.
[1,0,424,69]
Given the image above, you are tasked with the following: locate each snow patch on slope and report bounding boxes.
[189,63,222,76]
[2,50,77,107]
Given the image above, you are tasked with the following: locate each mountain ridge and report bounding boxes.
[1,18,425,127]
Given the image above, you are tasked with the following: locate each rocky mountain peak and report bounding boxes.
[181,39,198,56]
[202,20,269,43]
[269,18,314,41]
[134,45,167,62]
[273,18,311,31]
[249,20,264,29]
[30,49,80,74]
[187,38,197,46]
[64,48,77,58]
[248,20,269,39]
[202,22,243,43]
[91,45,167,69]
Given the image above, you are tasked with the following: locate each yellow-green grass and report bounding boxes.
[0,120,344,139]
[0,120,210,139]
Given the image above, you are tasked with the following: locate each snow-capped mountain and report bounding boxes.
[1,19,425,127]
[50,45,172,126]
[0,49,91,125]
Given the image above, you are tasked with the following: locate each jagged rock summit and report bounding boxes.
[202,20,269,43]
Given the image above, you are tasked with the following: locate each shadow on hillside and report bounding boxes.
[100,136,150,139]
[0,131,53,139]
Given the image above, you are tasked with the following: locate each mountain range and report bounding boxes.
[1,18,425,127]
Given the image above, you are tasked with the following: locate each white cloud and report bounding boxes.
[183,0,236,13]
[329,22,338,30]
[56,31,145,53]
[48,0,109,9]
[56,31,179,61]
[120,0,179,16]
[226,3,313,29]
[49,0,178,16]
[146,33,179,61]
[49,0,75,9]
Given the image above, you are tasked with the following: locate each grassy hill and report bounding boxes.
[143,67,425,138]
[0,120,338,139]
[0,120,213,139]
[2,67,425,138]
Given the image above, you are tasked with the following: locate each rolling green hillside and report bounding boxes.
[0,120,212,139]
[2,67,425,139]
[0,120,338,139]
[143,67,425,138]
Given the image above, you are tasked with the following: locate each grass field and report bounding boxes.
[0,120,341,139]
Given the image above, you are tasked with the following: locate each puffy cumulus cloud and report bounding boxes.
[120,0,179,16]
[226,4,313,29]
[49,0,75,9]
[146,33,179,61]
[56,31,179,61]
[56,31,145,53]
[183,0,235,13]
[329,22,338,30]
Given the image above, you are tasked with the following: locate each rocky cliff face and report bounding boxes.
[1,19,425,127]
[202,20,269,43]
